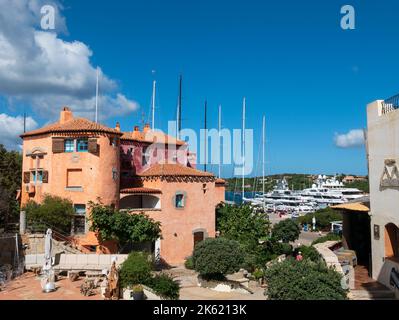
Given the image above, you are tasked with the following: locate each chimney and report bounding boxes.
[134,126,140,132]
[143,123,151,133]
[60,106,73,124]
[115,122,121,132]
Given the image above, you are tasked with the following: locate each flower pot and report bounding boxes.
[131,291,144,300]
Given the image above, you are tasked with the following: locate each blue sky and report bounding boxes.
[1,0,399,177]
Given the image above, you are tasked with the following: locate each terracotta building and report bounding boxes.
[20,107,225,265]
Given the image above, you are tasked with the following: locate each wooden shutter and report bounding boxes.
[42,171,49,183]
[88,138,98,153]
[52,138,64,153]
[23,172,30,183]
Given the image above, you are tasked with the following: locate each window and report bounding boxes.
[64,139,74,152]
[74,204,86,215]
[77,138,88,152]
[73,204,86,235]
[31,170,43,183]
[175,193,185,208]
[142,146,149,166]
[67,169,83,188]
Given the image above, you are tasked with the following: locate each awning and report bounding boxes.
[331,202,370,212]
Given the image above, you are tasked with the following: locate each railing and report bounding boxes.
[26,221,96,253]
[382,94,399,114]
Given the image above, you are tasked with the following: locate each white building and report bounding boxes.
[367,98,399,289]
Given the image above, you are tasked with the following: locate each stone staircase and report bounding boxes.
[351,265,397,300]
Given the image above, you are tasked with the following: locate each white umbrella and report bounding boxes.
[42,229,55,292]
[43,229,52,271]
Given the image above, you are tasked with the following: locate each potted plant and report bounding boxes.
[131,285,144,300]
[252,268,264,286]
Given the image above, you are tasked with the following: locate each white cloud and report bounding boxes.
[0,113,38,150]
[0,0,138,120]
[334,129,365,148]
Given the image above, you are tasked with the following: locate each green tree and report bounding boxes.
[264,258,348,300]
[298,207,343,231]
[0,144,22,228]
[216,204,270,250]
[192,238,244,279]
[272,219,300,243]
[89,202,162,251]
[24,195,75,234]
[296,245,321,262]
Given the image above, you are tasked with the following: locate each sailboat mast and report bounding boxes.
[95,67,99,123]
[151,80,156,130]
[218,105,222,178]
[242,97,246,201]
[262,115,266,207]
[177,75,182,138]
[204,100,207,172]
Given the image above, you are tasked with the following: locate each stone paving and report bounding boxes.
[167,266,266,300]
[0,272,102,300]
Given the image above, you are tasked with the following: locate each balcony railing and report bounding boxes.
[382,94,399,114]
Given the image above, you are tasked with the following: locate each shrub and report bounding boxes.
[264,258,348,300]
[311,233,342,245]
[192,238,244,278]
[298,208,343,231]
[146,274,180,300]
[184,256,194,270]
[24,195,75,234]
[119,252,152,288]
[272,219,301,243]
[296,245,321,262]
[89,202,162,250]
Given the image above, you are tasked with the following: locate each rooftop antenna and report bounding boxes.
[204,100,207,172]
[95,67,99,123]
[218,105,222,178]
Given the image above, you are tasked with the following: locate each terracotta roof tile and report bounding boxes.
[21,118,122,138]
[121,130,186,146]
[215,178,226,185]
[140,164,214,177]
[120,187,162,194]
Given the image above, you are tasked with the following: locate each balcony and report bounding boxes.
[120,188,162,212]
[382,94,399,115]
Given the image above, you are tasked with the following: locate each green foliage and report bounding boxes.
[311,233,342,245]
[89,202,162,249]
[0,145,22,228]
[216,204,270,251]
[146,274,180,300]
[264,258,348,300]
[184,256,194,270]
[119,252,152,288]
[344,179,369,193]
[296,245,321,262]
[272,219,301,243]
[298,207,343,231]
[132,284,144,293]
[24,195,74,234]
[192,238,244,278]
[252,268,265,280]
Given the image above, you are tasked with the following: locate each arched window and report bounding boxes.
[385,223,399,258]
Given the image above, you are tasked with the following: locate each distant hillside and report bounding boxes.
[225,174,369,193]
